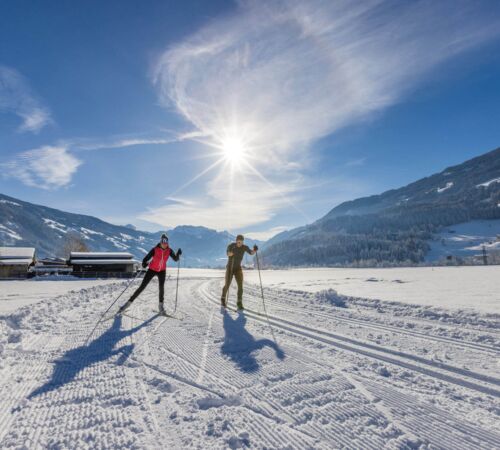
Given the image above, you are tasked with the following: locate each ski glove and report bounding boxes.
[177,248,182,257]
[142,261,148,268]
[253,245,258,252]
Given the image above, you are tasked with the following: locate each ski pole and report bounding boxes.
[173,258,180,314]
[84,269,143,345]
[225,244,235,307]
[255,252,277,343]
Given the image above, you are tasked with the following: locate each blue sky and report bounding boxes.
[1,0,500,239]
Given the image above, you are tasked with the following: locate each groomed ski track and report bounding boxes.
[0,276,499,449]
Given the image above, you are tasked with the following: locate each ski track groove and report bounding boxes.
[271,299,499,355]
[200,280,500,398]
[363,379,500,449]
[135,284,382,447]
[126,313,179,449]
[0,336,54,444]
[244,285,500,354]
[2,345,143,448]
[192,282,414,448]
[1,282,173,449]
[199,279,500,449]
[136,341,320,448]
[1,276,499,448]
[365,381,500,448]
[197,309,215,384]
[136,302,299,425]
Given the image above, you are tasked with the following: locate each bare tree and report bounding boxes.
[60,232,90,258]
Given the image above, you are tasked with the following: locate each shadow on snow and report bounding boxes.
[221,310,285,373]
[29,315,156,399]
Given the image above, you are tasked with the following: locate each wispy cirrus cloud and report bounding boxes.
[140,169,304,230]
[148,0,500,233]
[0,66,52,133]
[72,136,179,151]
[0,133,179,190]
[1,146,81,189]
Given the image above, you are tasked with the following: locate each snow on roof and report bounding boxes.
[70,259,139,265]
[69,252,134,260]
[0,247,35,258]
[0,247,35,265]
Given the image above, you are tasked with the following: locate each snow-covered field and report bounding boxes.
[0,268,499,448]
[0,278,118,314]
[176,266,499,314]
[243,266,500,314]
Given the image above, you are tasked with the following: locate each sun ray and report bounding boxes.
[167,157,225,198]
[241,158,311,222]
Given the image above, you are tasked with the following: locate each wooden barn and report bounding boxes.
[69,252,139,278]
[33,257,73,277]
[0,247,36,279]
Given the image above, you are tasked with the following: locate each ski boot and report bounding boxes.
[220,297,227,308]
[237,301,244,311]
[117,300,132,315]
[159,302,166,315]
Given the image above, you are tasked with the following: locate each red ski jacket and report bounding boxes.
[143,245,179,272]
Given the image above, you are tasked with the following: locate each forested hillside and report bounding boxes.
[262,148,500,266]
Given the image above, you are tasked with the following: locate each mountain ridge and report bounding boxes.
[0,193,259,267]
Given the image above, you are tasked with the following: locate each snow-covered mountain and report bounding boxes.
[426,219,500,261]
[263,147,500,266]
[0,194,258,267]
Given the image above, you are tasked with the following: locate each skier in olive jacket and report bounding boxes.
[119,233,181,315]
[221,234,258,310]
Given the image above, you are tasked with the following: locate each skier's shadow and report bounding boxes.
[29,315,156,399]
[221,311,285,373]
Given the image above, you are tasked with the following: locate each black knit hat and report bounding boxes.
[236,234,244,241]
[160,233,169,244]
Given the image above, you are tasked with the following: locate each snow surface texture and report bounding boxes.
[426,219,500,261]
[243,266,500,314]
[0,271,499,448]
[0,279,118,314]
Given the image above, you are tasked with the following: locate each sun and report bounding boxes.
[220,135,247,165]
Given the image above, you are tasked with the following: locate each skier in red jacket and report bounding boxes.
[118,234,181,315]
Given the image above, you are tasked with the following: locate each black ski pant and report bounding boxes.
[128,269,166,303]
[221,266,244,303]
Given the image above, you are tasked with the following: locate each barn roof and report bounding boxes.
[70,259,139,265]
[69,252,134,261]
[0,247,35,265]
